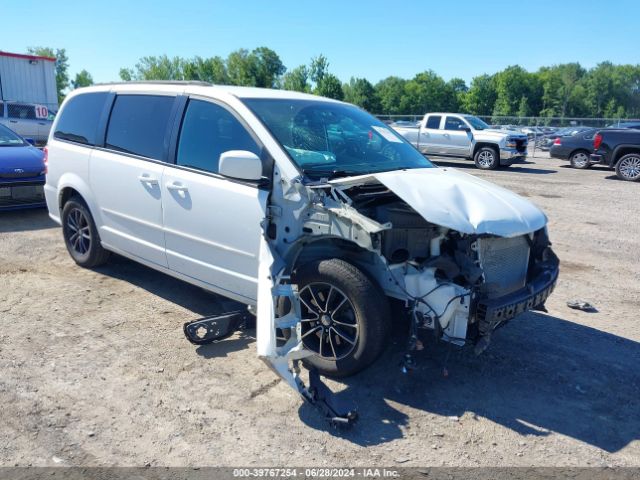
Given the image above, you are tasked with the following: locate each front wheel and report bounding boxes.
[474,146,499,170]
[284,258,390,377]
[62,197,110,267]
[615,153,640,182]
[570,150,591,169]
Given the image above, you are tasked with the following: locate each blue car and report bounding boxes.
[0,123,46,210]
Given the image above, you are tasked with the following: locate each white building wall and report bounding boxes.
[0,55,58,110]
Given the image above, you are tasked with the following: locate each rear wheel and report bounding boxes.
[281,258,390,377]
[62,197,110,267]
[570,150,591,169]
[615,153,640,182]
[474,146,499,170]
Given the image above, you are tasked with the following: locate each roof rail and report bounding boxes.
[93,80,214,87]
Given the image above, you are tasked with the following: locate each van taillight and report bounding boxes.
[553,137,561,145]
[43,147,48,175]
[594,133,603,150]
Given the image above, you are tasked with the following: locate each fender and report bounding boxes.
[55,172,103,227]
[612,144,640,164]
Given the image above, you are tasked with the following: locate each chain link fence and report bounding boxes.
[0,100,56,145]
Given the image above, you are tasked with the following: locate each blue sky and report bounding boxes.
[4,0,639,85]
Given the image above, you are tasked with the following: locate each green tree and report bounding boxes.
[538,63,585,117]
[309,54,330,84]
[183,56,228,84]
[315,73,343,100]
[343,77,380,112]
[492,65,542,116]
[400,70,457,114]
[462,74,497,115]
[28,47,69,104]
[120,55,186,80]
[375,76,407,115]
[282,65,310,92]
[71,69,94,89]
[226,47,285,87]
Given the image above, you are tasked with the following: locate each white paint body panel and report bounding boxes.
[331,167,547,237]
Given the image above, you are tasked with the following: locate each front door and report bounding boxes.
[162,98,268,302]
[442,116,472,156]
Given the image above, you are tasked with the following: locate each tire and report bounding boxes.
[569,150,591,169]
[282,258,390,377]
[615,153,640,182]
[61,196,110,267]
[474,146,499,170]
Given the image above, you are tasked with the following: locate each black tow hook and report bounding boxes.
[183,311,253,345]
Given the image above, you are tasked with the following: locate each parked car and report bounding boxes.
[392,113,528,169]
[549,128,598,168]
[606,121,640,130]
[591,129,640,181]
[0,101,54,146]
[538,126,593,151]
[0,123,46,210]
[45,83,558,407]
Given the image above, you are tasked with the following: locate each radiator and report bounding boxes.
[477,235,530,298]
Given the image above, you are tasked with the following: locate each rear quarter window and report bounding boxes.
[54,92,109,145]
[105,95,175,160]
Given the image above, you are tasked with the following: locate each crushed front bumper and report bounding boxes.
[475,260,559,334]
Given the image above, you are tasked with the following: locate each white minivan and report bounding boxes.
[45,82,558,384]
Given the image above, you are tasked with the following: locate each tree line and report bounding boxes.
[31,46,640,118]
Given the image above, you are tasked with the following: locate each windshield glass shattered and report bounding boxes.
[243,98,434,179]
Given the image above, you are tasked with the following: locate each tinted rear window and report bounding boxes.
[8,104,36,120]
[426,115,441,129]
[106,95,174,160]
[54,92,108,145]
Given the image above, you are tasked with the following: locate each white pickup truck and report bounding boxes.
[392,113,528,169]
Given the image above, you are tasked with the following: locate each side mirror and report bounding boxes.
[24,138,36,145]
[458,125,471,132]
[219,150,263,181]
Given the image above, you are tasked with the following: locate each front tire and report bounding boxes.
[570,150,591,169]
[615,153,640,182]
[62,196,110,267]
[285,258,390,377]
[474,146,499,170]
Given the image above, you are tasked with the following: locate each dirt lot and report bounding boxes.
[1,153,639,467]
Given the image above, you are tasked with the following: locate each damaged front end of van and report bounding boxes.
[256,164,559,426]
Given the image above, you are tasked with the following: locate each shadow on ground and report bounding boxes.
[0,208,56,233]
[298,312,640,453]
[90,256,639,454]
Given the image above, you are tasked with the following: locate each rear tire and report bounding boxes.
[281,258,390,377]
[570,150,591,169]
[615,153,640,182]
[61,197,110,267]
[474,146,499,170]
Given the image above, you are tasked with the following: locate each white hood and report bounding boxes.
[331,168,547,237]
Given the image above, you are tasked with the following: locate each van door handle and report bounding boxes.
[166,181,188,192]
[138,174,159,185]
[9,120,17,123]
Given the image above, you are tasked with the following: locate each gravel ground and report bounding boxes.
[0,153,639,467]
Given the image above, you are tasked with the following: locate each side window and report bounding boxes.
[176,99,260,174]
[54,92,108,145]
[8,104,36,120]
[0,102,4,117]
[425,115,441,129]
[444,116,466,131]
[106,95,174,160]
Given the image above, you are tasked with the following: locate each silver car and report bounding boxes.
[0,101,54,145]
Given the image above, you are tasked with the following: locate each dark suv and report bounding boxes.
[591,129,640,181]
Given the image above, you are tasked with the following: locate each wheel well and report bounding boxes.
[614,147,640,164]
[58,187,82,212]
[473,142,500,158]
[569,148,590,158]
[289,237,380,282]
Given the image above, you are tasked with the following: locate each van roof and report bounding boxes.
[75,81,342,103]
